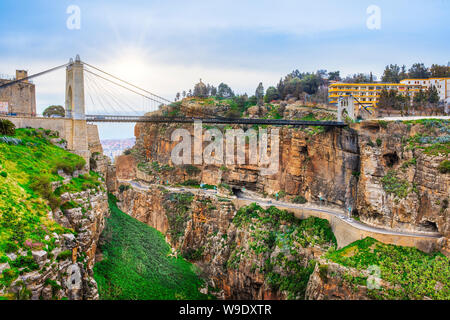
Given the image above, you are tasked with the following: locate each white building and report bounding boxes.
[400,78,450,103]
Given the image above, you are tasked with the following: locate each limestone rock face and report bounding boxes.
[115,154,136,180]
[353,121,449,254]
[117,186,331,300]
[121,110,449,255]
[1,186,109,300]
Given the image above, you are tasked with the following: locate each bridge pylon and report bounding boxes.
[65,55,85,120]
[65,55,90,168]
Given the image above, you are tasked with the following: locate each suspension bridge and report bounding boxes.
[0,55,346,127]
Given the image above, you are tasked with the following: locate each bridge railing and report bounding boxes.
[85,114,347,126]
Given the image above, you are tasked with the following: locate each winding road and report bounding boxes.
[122,180,441,240]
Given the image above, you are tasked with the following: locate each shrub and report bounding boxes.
[54,157,86,175]
[184,165,200,176]
[376,138,382,147]
[438,160,450,173]
[118,184,131,193]
[29,175,61,209]
[318,264,328,282]
[381,170,410,199]
[0,171,7,178]
[0,119,15,136]
[56,250,72,261]
[181,179,200,187]
[292,195,307,204]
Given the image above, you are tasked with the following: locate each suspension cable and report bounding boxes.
[82,62,173,104]
[0,63,69,89]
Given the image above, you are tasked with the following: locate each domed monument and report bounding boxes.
[193,79,208,98]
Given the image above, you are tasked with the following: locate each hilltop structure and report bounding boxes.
[0,70,36,116]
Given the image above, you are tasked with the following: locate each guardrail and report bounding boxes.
[85,115,347,126]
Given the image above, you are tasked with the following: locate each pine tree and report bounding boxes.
[255,82,264,106]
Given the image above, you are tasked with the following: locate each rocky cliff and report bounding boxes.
[0,128,110,300]
[117,185,336,299]
[119,101,448,252]
[113,99,449,299]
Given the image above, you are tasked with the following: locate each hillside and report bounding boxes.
[0,127,109,300]
[94,194,211,300]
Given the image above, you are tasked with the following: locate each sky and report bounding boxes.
[0,0,449,139]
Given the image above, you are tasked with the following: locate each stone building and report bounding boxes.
[0,70,36,116]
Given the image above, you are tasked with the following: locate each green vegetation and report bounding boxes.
[0,119,15,136]
[438,160,450,173]
[403,120,450,156]
[326,237,450,300]
[118,184,131,193]
[0,128,87,261]
[230,203,336,299]
[381,170,411,199]
[183,164,200,176]
[291,195,307,204]
[164,193,194,242]
[43,105,65,118]
[94,194,210,300]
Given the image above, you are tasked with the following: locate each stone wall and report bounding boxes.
[87,124,103,154]
[0,79,36,116]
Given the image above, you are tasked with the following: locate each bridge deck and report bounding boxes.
[85,115,346,126]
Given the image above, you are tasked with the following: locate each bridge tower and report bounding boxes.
[64,55,90,168]
[337,96,356,122]
[65,55,85,119]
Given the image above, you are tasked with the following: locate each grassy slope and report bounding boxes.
[0,128,105,293]
[93,194,210,300]
[326,237,450,300]
[0,128,85,258]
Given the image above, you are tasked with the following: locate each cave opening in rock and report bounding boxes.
[383,152,399,167]
[420,220,439,232]
[232,187,242,197]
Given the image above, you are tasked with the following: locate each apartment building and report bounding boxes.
[329,77,450,109]
[400,78,450,103]
[328,83,423,109]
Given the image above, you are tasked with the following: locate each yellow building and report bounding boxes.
[328,82,423,109]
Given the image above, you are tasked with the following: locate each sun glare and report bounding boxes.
[107,47,150,84]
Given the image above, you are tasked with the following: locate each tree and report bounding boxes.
[264,86,280,103]
[182,91,186,98]
[343,73,372,83]
[247,95,257,106]
[0,118,15,136]
[43,105,65,117]
[427,85,440,104]
[381,64,403,83]
[328,71,341,81]
[210,86,217,96]
[430,64,450,77]
[217,83,234,99]
[175,92,181,101]
[408,63,430,79]
[276,78,285,99]
[302,74,321,94]
[255,82,264,106]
